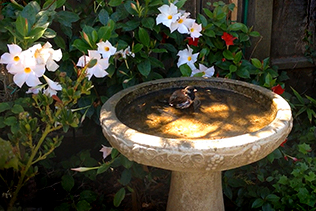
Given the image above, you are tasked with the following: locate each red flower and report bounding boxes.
[271,84,285,95]
[187,37,199,46]
[161,33,168,43]
[222,58,226,62]
[280,138,287,147]
[221,32,237,47]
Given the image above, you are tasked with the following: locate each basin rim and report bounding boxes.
[100,77,292,152]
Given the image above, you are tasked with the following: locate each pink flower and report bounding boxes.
[99,145,112,159]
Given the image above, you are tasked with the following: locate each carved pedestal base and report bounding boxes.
[167,171,224,211]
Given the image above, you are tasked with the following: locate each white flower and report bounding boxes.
[156,3,181,29]
[177,45,199,70]
[10,52,45,88]
[97,41,117,59]
[189,23,202,40]
[43,75,62,96]
[99,145,112,159]
[77,50,109,80]
[191,64,215,77]
[170,12,195,34]
[34,42,62,72]
[0,44,23,70]
[26,85,43,95]
[116,46,135,59]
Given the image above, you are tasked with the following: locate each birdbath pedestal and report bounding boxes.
[100,77,292,211]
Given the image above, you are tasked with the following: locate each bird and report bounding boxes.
[169,86,197,109]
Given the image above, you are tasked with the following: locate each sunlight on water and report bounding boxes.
[118,88,275,139]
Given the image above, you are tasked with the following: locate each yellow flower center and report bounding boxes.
[178,19,183,24]
[190,28,194,32]
[187,56,192,61]
[13,56,20,62]
[168,15,172,19]
[34,49,40,58]
[24,67,31,73]
[104,46,110,52]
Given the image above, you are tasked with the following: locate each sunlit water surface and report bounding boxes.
[118,88,275,139]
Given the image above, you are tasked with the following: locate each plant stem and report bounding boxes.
[7,125,53,210]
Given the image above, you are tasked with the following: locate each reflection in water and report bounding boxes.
[118,88,275,139]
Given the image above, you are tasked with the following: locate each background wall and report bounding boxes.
[184,0,316,96]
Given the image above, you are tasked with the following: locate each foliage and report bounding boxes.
[0,0,307,210]
[222,89,316,211]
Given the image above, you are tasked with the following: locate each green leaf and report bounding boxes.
[98,26,111,41]
[151,48,167,53]
[4,116,17,127]
[76,200,91,211]
[113,188,125,207]
[56,11,79,27]
[28,27,47,42]
[305,172,316,182]
[120,156,133,169]
[298,143,312,155]
[264,73,273,87]
[233,51,242,63]
[203,8,213,19]
[111,148,120,159]
[79,190,97,203]
[109,0,123,7]
[137,60,151,77]
[291,87,305,104]
[142,17,155,30]
[251,58,262,69]
[179,64,192,77]
[306,108,315,122]
[266,176,274,182]
[0,138,18,170]
[251,198,264,208]
[229,65,237,73]
[120,168,132,185]
[236,68,250,78]
[98,9,110,26]
[97,163,110,174]
[266,194,280,202]
[175,0,186,8]
[43,28,56,39]
[54,35,66,50]
[73,39,91,53]
[203,29,216,37]
[138,27,150,47]
[61,175,74,192]
[223,50,234,60]
[56,0,66,8]
[228,23,248,33]
[16,15,28,37]
[123,20,140,31]
[250,31,260,37]
[133,43,143,53]
[278,175,288,185]
[0,102,11,113]
[21,1,40,26]
[11,104,24,114]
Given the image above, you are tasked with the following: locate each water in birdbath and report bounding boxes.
[118,88,276,139]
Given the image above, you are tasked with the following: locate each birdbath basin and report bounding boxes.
[100,77,292,211]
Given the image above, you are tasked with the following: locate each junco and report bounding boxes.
[169,86,197,109]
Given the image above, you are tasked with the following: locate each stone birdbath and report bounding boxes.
[100,77,292,211]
